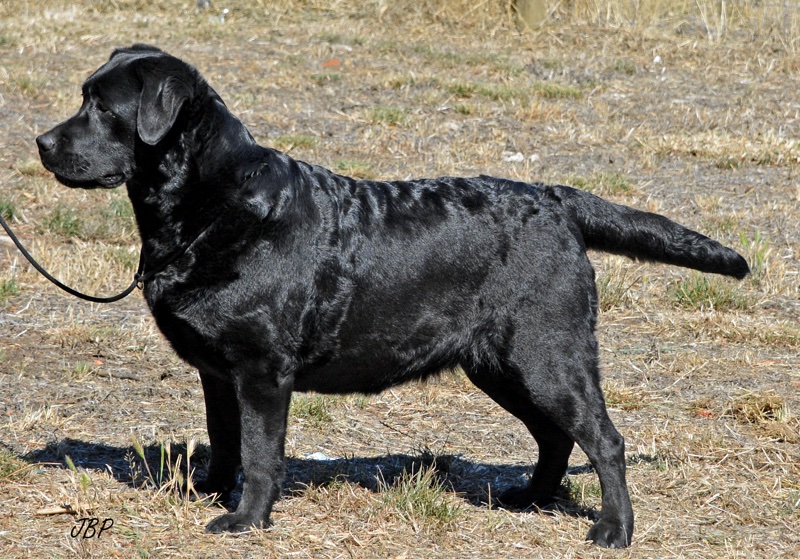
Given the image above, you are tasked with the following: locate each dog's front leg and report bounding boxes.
[197,372,241,502]
[205,368,294,533]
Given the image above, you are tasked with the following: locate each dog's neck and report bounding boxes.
[126,91,265,265]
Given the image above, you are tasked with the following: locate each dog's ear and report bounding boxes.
[137,76,191,145]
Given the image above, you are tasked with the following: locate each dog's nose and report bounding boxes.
[36,133,56,152]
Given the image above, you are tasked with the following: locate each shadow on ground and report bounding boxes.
[17,437,599,520]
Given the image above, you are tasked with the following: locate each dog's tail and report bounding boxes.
[550,185,750,279]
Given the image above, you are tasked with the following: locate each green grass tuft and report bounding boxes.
[0,198,16,220]
[14,75,49,98]
[366,106,407,127]
[335,159,375,179]
[310,72,341,86]
[597,268,640,311]
[15,159,46,176]
[380,463,461,530]
[447,81,476,98]
[563,476,602,504]
[274,133,319,151]
[568,171,635,196]
[128,436,200,503]
[0,449,32,481]
[739,230,770,277]
[109,196,135,219]
[43,205,83,238]
[532,81,582,99]
[672,273,749,311]
[610,58,637,75]
[447,81,529,102]
[0,279,20,302]
[291,394,333,426]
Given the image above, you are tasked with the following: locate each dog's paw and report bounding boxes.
[586,517,632,548]
[205,512,269,534]
[194,479,233,504]
[496,484,555,510]
[496,485,536,508]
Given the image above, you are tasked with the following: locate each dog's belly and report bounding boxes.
[293,343,460,395]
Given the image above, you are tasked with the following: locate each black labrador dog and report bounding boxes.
[36,45,749,548]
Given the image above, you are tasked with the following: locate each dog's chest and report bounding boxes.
[142,263,345,375]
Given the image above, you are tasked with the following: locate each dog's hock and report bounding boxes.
[137,76,191,145]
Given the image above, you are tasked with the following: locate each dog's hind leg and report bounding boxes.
[205,366,294,533]
[509,424,574,508]
[576,410,633,549]
[466,322,634,547]
[509,347,633,548]
[463,370,574,508]
[197,372,241,502]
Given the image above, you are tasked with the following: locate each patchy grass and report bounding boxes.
[291,394,334,427]
[0,1,798,558]
[273,133,319,151]
[596,265,640,311]
[310,72,342,86]
[567,171,635,197]
[15,159,48,177]
[447,81,529,102]
[532,81,582,100]
[446,80,477,98]
[602,380,647,411]
[0,449,33,482]
[42,204,83,239]
[380,462,462,531]
[335,159,375,179]
[129,436,201,499]
[739,230,770,277]
[726,393,798,443]
[0,197,16,220]
[728,392,790,425]
[609,58,637,75]
[32,196,136,242]
[645,130,800,167]
[672,273,749,311]
[12,74,49,99]
[366,106,408,127]
[0,278,20,301]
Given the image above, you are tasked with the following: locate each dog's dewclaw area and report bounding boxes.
[1,1,798,557]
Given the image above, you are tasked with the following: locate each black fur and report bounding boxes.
[37,45,749,548]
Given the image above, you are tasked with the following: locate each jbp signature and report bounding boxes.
[70,517,114,539]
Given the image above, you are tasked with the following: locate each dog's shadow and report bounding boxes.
[20,438,598,521]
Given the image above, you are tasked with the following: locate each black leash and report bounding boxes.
[1,162,249,303]
[0,212,144,303]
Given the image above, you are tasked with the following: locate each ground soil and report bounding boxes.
[0,2,798,558]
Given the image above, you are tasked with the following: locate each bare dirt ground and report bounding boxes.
[1,1,798,557]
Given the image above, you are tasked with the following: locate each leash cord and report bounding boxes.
[0,212,144,303]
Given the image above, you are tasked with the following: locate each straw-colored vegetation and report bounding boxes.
[1,1,798,557]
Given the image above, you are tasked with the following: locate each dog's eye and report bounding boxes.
[95,100,111,114]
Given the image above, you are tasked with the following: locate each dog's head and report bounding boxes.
[37,44,200,189]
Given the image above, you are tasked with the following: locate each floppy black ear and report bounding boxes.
[137,76,190,145]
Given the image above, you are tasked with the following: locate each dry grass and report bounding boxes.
[553,0,800,48]
[1,1,799,557]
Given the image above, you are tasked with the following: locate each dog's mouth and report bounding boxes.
[39,153,128,190]
[54,172,127,189]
